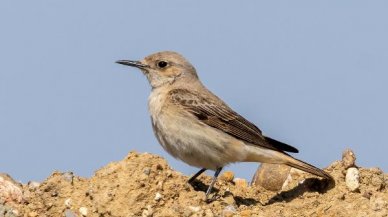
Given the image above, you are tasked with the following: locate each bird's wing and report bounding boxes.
[169,89,298,153]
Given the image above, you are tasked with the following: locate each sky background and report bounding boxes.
[1,1,387,183]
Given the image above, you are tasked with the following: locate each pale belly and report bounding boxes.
[151,112,248,170]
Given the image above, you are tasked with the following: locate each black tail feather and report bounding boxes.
[265,136,299,153]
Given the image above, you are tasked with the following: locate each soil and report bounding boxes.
[0,151,387,217]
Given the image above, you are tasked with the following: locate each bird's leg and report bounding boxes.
[205,167,222,201]
[188,168,207,183]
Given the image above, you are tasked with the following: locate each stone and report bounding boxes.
[62,172,74,183]
[188,206,201,213]
[64,209,77,217]
[143,167,151,175]
[27,181,40,190]
[79,207,88,216]
[251,163,291,191]
[342,149,356,169]
[345,167,360,192]
[64,198,72,208]
[154,192,163,201]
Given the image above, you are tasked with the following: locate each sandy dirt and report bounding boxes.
[0,150,387,217]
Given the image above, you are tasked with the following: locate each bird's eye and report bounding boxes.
[157,61,168,68]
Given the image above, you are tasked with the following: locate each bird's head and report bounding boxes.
[117,51,198,88]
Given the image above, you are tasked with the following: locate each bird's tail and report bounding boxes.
[282,154,333,180]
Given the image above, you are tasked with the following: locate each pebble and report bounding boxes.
[251,163,291,191]
[79,207,88,216]
[62,172,74,183]
[154,192,163,201]
[64,209,77,217]
[188,206,201,213]
[12,209,19,216]
[64,198,72,208]
[27,181,40,190]
[345,167,360,192]
[220,171,234,182]
[342,149,356,169]
[143,167,151,175]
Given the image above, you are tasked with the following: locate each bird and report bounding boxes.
[116,51,333,200]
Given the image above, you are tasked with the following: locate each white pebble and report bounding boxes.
[188,206,201,213]
[28,181,40,189]
[154,192,163,201]
[345,167,360,192]
[79,207,88,216]
[64,198,72,208]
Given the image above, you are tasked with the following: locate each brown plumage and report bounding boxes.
[116,51,333,200]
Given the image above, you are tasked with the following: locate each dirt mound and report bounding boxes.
[0,151,387,217]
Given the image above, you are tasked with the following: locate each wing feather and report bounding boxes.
[169,89,298,153]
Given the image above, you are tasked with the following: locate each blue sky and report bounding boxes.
[1,1,387,182]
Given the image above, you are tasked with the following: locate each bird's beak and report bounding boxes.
[115,60,148,69]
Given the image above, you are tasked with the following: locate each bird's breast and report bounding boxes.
[148,88,169,124]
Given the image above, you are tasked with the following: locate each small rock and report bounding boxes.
[345,167,360,192]
[220,171,234,182]
[79,207,88,216]
[362,190,372,199]
[342,149,356,169]
[62,172,74,183]
[222,205,236,217]
[27,181,40,190]
[64,198,72,208]
[154,192,163,201]
[64,209,77,217]
[251,163,291,191]
[233,178,248,188]
[12,209,20,216]
[188,206,201,213]
[143,167,151,175]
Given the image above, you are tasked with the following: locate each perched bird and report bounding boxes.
[116,51,333,200]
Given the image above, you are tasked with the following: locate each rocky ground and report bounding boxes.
[0,150,387,217]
